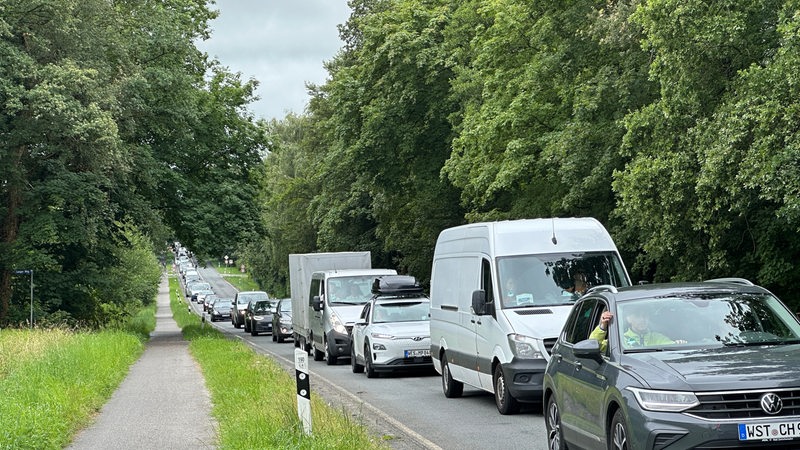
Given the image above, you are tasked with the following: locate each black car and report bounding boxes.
[245,299,274,336]
[208,297,232,322]
[543,278,800,450]
[271,298,292,343]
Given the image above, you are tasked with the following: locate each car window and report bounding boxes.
[373,301,430,323]
[564,298,598,344]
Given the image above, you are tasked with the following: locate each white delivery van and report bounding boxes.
[309,268,396,365]
[430,218,630,414]
[289,252,372,352]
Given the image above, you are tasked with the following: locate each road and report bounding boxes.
[194,266,550,450]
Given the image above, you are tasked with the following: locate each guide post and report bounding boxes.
[295,348,312,434]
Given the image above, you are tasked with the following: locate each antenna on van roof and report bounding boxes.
[551,218,558,245]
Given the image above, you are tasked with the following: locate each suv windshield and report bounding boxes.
[616,292,800,350]
[497,252,628,309]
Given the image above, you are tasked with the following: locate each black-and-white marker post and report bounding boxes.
[295,348,312,434]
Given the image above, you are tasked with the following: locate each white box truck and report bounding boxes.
[429,218,630,414]
[289,252,372,353]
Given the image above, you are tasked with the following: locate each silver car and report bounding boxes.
[351,276,432,378]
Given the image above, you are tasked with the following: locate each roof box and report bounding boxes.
[371,275,423,295]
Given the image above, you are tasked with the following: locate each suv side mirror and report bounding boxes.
[471,289,487,315]
[574,338,604,362]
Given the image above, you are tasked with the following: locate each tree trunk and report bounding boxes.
[1,145,24,324]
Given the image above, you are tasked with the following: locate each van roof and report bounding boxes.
[435,218,619,257]
[313,268,396,277]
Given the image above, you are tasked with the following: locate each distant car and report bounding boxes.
[193,289,214,304]
[189,283,212,303]
[351,275,432,378]
[232,291,269,329]
[544,278,800,450]
[209,297,233,322]
[203,294,218,312]
[272,298,292,343]
[245,299,274,336]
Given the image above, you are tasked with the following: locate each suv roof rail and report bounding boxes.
[703,277,755,286]
[586,285,618,295]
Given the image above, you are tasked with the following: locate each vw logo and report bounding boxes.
[760,393,783,415]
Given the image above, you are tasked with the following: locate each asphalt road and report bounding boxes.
[194,267,550,450]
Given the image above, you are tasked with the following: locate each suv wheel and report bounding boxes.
[610,409,629,450]
[365,342,377,378]
[351,343,364,373]
[546,395,566,450]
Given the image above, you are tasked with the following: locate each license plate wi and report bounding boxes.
[739,422,800,441]
[405,349,430,358]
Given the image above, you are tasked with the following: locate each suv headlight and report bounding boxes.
[507,334,545,359]
[370,331,394,340]
[254,316,265,321]
[628,387,699,412]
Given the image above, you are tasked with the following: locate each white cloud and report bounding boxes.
[196,0,351,121]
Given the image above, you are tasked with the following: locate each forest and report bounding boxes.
[2,0,800,326]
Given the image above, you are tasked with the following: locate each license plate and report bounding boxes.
[739,422,800,441]
[405,349,430,358]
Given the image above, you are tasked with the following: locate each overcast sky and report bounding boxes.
[195,1,351,122]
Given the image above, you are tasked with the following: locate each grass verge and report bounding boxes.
[0,324,151,448]
[168,275,386,449]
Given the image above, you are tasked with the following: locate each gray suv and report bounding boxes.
[544,278,800,449]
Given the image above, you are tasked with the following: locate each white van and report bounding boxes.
[309,268,397,365]
[429,218,630,414]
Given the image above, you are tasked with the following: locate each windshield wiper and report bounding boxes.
[624,348,665,353]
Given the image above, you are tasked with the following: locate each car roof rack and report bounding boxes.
[703,277,754,286]
[371,275,424,296]
[586,285,618,295]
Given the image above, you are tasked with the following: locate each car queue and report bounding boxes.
[173,214,800,450]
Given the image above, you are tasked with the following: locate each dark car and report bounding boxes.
[232,291,269,329]
[245,299,274,336]
[271,298,292,343]
[543,278,800,450]
[209,297,233,322]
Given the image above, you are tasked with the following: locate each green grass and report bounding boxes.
[0,329,148,449]
[168,275,386,449]
[215,265,262,292]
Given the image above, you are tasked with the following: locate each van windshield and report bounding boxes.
[327,276,375,305]
[497,252,629,309]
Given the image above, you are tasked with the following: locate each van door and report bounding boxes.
[309,276,324,349]
[475,257,498,389]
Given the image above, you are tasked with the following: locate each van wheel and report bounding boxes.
[351,344,364,373]
[441,355,463,398]
[494,365,520,415]
[365,343,378,378]
[312,335,324,361]
[325,339,337,366]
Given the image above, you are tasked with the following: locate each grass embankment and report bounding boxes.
[169,274,385,449]
[215,265,261,292]
[0,306,154,449]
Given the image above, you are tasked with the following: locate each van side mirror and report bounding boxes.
[312,295,323,312]
[471,289,487,315]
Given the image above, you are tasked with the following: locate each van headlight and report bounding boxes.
[507,334,544,359]
[329,312,347,334]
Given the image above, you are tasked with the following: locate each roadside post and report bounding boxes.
[294,348,312,434]
[13,270,33,329]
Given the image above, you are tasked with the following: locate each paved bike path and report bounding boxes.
[68,276,217,450]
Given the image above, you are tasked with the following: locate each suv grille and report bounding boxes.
[689,389,800,420]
